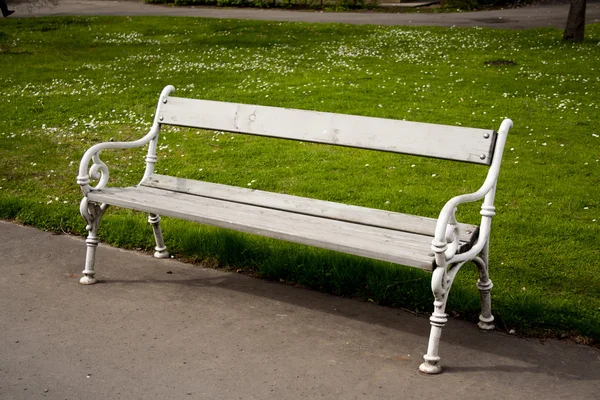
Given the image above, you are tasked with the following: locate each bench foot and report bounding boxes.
[148,214,169,259]
[154,250,170,259]
[79,275,98,285]
[478,314,495,330]
[419,358,442,374]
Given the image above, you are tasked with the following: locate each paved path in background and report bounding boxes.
[1,221,599,399]
[12,0,600,29]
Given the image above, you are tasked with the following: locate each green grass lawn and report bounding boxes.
[1,17,599,342]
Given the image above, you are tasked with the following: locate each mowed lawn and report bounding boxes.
[0,17,598,341]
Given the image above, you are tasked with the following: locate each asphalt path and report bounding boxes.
[1,221,599,399]
[10,0,600,29]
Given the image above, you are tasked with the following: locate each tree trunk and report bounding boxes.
[563,0,586,42]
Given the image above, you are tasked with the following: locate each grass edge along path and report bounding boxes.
[0,16,599,344]
[1,198,598,345]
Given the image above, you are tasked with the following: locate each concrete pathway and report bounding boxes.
[11,0,600,29]
[1,221,599,399]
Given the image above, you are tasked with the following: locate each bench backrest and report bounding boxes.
[157,96,496,165]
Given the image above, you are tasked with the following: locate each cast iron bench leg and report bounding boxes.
[419,266,449,374]
[79,198,107,285]
[475,243,495,330]
[148,214,169,259]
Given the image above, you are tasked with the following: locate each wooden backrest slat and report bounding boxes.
[158,97,496,165]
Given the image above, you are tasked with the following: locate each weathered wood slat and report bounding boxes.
[91,186,435,250]
[158,97,496,165]
[88,186,436,270]
[142,174,478,245]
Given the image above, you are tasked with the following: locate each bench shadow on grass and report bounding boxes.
[101,263,599,382]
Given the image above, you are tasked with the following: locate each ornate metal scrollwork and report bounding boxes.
[420,260,467,374]
[77,152,110,195]
[79,197,107,231]
[443,208,460,260]
[76,86,176,196]
[89,153,109,189]
[421,119,513,374]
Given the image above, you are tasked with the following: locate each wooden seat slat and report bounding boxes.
[89,185,437,271]
[141,174,478,245]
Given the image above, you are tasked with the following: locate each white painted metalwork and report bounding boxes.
[76,85,175,283]
[78,197,108,285]
[76,86,513,374]
[77,85,175,195]
[418,118,512,374]
[148,213,169,259]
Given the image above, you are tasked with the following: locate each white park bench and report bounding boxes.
[77,85,513,374]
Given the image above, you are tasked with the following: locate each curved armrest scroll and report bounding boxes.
[77,124,159,195]
[77,85,176,195]
[432,118,513,259]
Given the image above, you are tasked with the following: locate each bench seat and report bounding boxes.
[88,174,479,272]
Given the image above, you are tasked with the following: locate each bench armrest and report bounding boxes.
[77,86,175,195]
[433,118,513,265]
[76,123,160,195]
